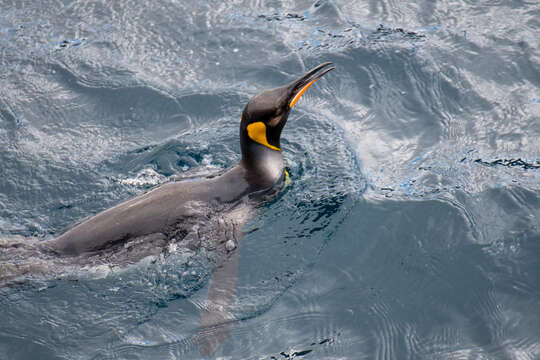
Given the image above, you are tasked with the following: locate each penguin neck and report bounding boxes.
[241,142,285,190]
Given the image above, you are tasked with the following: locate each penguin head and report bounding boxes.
[240,62,334,164]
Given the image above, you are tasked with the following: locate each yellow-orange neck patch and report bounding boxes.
[246,121,281,151]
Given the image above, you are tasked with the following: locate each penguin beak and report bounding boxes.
[288,62,335,108]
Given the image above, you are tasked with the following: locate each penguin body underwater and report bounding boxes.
[40,62,335,263]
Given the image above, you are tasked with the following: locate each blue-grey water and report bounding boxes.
[1,0,539,359]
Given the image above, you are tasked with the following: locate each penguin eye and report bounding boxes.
[268,112,283,127]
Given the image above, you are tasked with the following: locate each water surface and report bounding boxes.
[1,0,539,359]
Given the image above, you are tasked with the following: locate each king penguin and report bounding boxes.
[42,62,335,262]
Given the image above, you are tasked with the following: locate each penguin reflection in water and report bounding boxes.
[0,63,334,354]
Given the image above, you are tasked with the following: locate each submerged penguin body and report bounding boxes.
[43,63,334,263]
[47,162,282,262]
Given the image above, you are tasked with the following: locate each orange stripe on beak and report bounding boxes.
[289,78,318,108]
